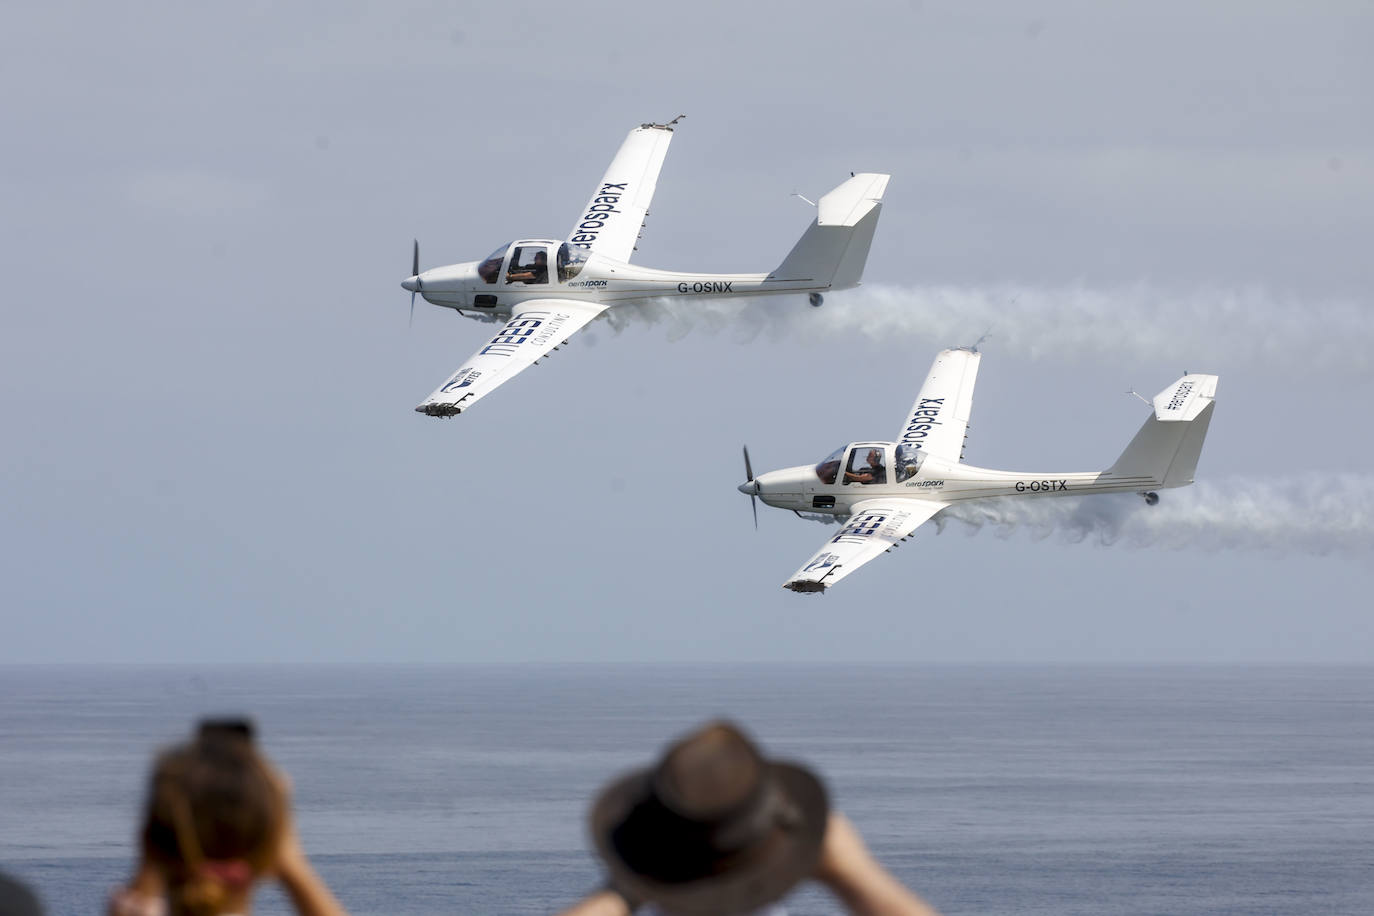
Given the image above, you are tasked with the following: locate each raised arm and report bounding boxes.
[813,813,942,916]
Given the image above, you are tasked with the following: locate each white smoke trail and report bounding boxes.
[603,284,1374,370]
[930,474,1374,557]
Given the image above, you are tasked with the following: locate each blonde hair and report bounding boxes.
[140,732,285,916]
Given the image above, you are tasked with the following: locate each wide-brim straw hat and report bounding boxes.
[590,721,828,916]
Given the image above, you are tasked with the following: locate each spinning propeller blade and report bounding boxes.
[409,239,420,326]
[742,445,758,530]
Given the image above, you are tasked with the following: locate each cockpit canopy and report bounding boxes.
[814,443,926,486]
[476,241,589,285]
[814,446,845,485]
[476,243,510,283]
[894,443,926,481]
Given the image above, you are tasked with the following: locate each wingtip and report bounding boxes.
[415,403,462,418]
[784,580,827,594]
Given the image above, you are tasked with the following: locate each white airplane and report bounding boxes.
[739,348,1218,593]
[402,118,890,417]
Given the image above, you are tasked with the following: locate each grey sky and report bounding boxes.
[2,1,1371,663]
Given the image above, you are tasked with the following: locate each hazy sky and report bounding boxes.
[3,1,1371,663]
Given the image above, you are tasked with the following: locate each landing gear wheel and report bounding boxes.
[1143,491,1159,506]
[808,292,824,308]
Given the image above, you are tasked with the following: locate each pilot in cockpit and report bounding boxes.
[507,250,548,284]
[845,448,886,485]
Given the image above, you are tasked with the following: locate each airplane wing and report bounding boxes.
[784,498,948,593]
[567,122,677,263]
[896,347,982,463]
[415,299,607,417]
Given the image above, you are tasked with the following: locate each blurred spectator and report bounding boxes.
[0,872,44,916]
[108,719,348,916]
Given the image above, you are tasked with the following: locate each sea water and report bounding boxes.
[2,665,1371,915]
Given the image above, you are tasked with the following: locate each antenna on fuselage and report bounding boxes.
[1126,388,1151,407]
[790,191,817,208]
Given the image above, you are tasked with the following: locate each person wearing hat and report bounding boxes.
[557,721,941,916]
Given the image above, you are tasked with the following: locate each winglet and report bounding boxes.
[640,114,685,130]
[784,579,829,594]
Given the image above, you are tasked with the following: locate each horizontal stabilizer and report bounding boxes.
[817,173,890,227]
[1151,374,1217,421]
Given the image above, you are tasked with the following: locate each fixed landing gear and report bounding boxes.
[1142,491,1159,506]
[809,292,824,308]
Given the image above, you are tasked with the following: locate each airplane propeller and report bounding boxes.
[742,445,759,530]
[406,239,423,326]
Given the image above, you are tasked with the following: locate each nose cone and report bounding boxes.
[401,276,419,292]
[738,480,759,496]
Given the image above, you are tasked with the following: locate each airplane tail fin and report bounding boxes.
[1108,374,1218,488]
[770,173,890,291]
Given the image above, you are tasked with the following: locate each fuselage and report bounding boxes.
[404,238,840,318]
[748,439,1170,518]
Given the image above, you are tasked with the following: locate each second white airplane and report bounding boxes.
[740,348,1218,592]
[403,117,890,417]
